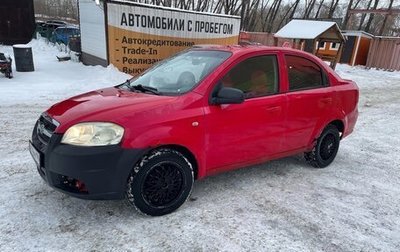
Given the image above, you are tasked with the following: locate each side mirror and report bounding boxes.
[212,87,245,105]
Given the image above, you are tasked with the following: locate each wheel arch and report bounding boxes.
[328,119,345,138]
[147,144,200,180]
[308,118,345,150]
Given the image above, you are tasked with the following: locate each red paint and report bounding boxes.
[46,45,359,179]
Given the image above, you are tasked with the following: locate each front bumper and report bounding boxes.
[30,121,147,200]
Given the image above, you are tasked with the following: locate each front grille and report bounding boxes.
[36,114,58,145]
[31,114,59,177]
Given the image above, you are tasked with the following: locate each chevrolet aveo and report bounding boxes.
[29,45,359,216]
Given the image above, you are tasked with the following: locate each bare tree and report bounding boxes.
[276,0,300,30]
[303,0,317,19]
[365,0,379,32]
[379,0,395,35]
[358,0,373,30]
[314,0,324,19]
[32,0,400,36]
[327,0,339,18]
[288,0,301,20]
[34,0,78,21]
[265,0,282,32]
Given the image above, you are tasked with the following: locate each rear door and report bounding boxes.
[283,54,333,151]
[204,53,287,173]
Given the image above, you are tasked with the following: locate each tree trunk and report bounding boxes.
[266,0,282,32]
[288,0,300,20]
[303,0,317,19]
[365,0,379,33]
[379,0,395,35]
[277,3,297,30]
[341,0,354,29]
[327,0,339,19]
[358,0,373,30]
[240,0,249,29]
[314,0,324,19]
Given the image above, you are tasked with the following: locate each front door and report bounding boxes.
[204,54,286,173]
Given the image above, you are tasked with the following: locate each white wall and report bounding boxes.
[79,0,107,61]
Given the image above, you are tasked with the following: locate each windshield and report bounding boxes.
[128,50,231,94]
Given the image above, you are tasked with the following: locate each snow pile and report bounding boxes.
[1,40,400,251]
[0,39,130,106]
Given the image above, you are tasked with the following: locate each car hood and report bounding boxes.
[46,87,178,132]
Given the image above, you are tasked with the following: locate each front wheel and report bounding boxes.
[305,125,340,168]
[126,149,194,216]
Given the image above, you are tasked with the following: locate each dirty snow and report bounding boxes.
[1,39,400,251]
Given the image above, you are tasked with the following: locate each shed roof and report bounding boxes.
[274,20,343,40]
[342,30,374,38]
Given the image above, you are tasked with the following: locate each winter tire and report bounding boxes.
[126,149,194,216]
[305,124,340,168]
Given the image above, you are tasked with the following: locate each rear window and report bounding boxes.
[285,55,324,91]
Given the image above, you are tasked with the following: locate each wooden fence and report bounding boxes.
[366,37,400,71]
[241,31,400,71]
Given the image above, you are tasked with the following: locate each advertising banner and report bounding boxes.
[107,2,241,75]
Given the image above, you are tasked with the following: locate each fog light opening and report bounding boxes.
[75,180,88,193]
[61,175,88,194]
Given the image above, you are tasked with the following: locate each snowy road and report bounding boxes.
[0,40,399,251]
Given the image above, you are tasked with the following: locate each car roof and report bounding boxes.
[190,44,335,75]
[192,44,307,55]
[46,20,67,24]
[46,22,65,26]
[55,26,79,30]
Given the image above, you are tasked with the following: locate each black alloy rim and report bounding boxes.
[320,134,337,160]
[142,162,184,207]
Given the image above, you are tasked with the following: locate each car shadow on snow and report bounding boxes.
[192,155,311,194]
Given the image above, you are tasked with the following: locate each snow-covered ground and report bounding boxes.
[0,39,399,251]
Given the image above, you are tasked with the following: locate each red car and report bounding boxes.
[29,45,358,216]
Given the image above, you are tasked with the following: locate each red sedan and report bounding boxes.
[29,45,359,216]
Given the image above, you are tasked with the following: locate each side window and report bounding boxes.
[221,55,279,99]
[285,55,324,91]
[318,41,326,50]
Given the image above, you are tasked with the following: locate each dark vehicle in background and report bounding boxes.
[50,26,80,45]
[37,20,68,39]
[0,52,13,79]
[35,21,46,37]
[45,20,68,31]
[0,0,35,45]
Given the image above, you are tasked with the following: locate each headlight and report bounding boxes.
[61,122,124,146]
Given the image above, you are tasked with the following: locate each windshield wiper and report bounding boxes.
[130,84,160,95]
[118,79,132,89]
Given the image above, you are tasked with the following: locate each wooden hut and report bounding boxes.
[340,30,373,66]
[274,19,345,69]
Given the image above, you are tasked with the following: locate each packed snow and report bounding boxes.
[0,39,399,251]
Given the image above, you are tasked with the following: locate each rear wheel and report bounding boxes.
[305,125,340,168]
[126,149,194,216]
